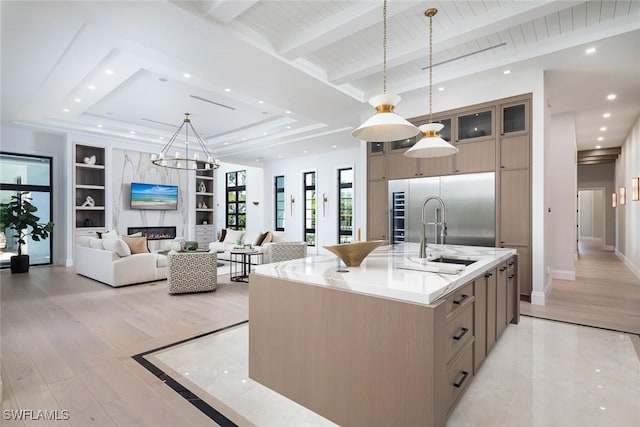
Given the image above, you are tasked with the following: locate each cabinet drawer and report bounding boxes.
[443,282,473,317]
[446,342,474,414]
[445,302,474,362]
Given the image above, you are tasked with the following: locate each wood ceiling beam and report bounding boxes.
[328,0,577,85]
[202,0,260,25]
[578,159,616,165]
[578,147,621,158]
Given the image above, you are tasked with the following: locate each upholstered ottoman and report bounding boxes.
[167,251,217,294]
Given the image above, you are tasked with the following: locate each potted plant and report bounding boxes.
[0,192,54,273]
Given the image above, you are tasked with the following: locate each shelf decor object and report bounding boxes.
[351,0,419,142]
[619,187,626,205]
[612,192,617,208]
[151,113,221,171]
[632,177,639,201]
[324,240,387,267]
[405,8,459,159]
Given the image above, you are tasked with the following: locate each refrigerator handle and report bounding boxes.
[389,208,393,243]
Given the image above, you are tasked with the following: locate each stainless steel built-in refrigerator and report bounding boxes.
[388,172,495,247]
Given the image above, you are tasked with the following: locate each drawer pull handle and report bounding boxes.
[452,294,469,305]
[508,274,515,279]
[453,371,470,388]
[499,267,506,272]
[453,327,469,341]
[508,261,514,266]
[484,272,493,278]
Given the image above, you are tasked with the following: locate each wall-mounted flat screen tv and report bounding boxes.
[130,182,178,210]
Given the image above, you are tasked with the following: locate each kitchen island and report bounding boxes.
[249,243,519,427]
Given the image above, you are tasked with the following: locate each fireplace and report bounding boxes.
[127,226,176,240]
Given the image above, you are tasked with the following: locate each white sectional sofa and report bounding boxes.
[75,236,168,287]
[208,230,307,264]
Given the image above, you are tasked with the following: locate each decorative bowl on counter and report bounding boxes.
[323,240,387,267]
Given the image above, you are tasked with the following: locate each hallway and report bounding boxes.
[521,240,640,334]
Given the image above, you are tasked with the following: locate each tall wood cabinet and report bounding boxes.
[366,94,532,299]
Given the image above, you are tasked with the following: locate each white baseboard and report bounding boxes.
[616,251,640,281]
[530,290,546,306]
[602,245,614,252]
[550,269,576,281]
[65,258,74,267]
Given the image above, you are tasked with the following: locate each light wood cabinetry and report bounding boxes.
[74,144,107,232]
[367,180,388,240]
[496,262,508,339]
[485,269,497,353]
[250,258,518,427]
[195,163,215,247]
[366,94,532,298]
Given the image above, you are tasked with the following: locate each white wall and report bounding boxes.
[547,112,577,281]
[615,114,640,278]
[261,146,363,253]
[578,163,616,249]
[0,124,67,266]
[578,191,594,238]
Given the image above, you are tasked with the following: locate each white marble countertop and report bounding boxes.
[253,243,516,305]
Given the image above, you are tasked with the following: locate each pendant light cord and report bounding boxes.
[428,12,433,123]
[383,0,387,94]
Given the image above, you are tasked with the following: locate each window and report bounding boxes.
[226,170,246,230]
[303,171,316,246]
[0,152,53,268]
[274,175,285,231]
[338,168,354,243]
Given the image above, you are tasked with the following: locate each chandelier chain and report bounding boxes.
[383,0,387,94]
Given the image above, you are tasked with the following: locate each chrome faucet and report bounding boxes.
[419,195,447,258]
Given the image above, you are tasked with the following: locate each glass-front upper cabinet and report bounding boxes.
[500,101,529,135]
[456,109,493,143]
[388,117,451,151]
[369,141,385,154]
[432,117,452,142]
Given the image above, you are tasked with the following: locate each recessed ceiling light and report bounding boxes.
[438,87,445,92]
[224,88,231,92]
[600,127,607,131]
[97,124,103,128]
[277,154,282,158]
[595,145,602,149]
[73,98,81,103]
[258,100,264,104]
[129,131,136,134]
[285,110,291,114]
[585,47,597,55]
[597,137,604,141]
[104,69,114,75]
[602,113,611,118]
[332,145,337,149]
[63,108,70,112]
[242,137,247,141]
[607,94,617,100]
[263,132,268,136]
[303,150,308,154]
[183,73,191,79]
[286,126,291,129]
[159,136,164,140]
[224,142,229,145]
[88,85,96,91]
[503,69,511,75]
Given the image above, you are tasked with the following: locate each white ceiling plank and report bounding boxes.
[277,1,421,60]
[329,0,581,85]
[202,0,260,25]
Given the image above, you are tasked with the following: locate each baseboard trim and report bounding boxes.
[530,289,547,306]
[551,269,576,281]
[65,258,74,267]
[603,245,614,252]
[616,251,640,281]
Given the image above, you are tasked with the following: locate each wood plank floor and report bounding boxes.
[1,267,248,426]
[521,240,640,334]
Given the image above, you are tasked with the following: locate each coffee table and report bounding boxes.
[230,248,262,283]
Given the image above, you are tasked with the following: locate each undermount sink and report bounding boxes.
[428,256,477,266]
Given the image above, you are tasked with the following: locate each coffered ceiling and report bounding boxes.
[2,1,639,165]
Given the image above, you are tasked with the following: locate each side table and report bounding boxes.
[230,249,262,283]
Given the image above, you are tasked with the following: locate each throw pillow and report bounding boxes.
[102,239,132,257]
[261,231,273,244]
[256,231,270,246]
[99,229,119,239]
[243,231,262,246]
[88,238,104,249]
[218,229,227,242]
[122,236,150,254]
[223,229,244,244]
[270,231,285,242]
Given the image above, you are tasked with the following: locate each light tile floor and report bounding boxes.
[150,317,640,426]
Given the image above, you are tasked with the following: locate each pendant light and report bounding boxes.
[405,8,458,158]
[352,0,419,142]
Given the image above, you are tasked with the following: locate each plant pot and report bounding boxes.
[10,254,30,273]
